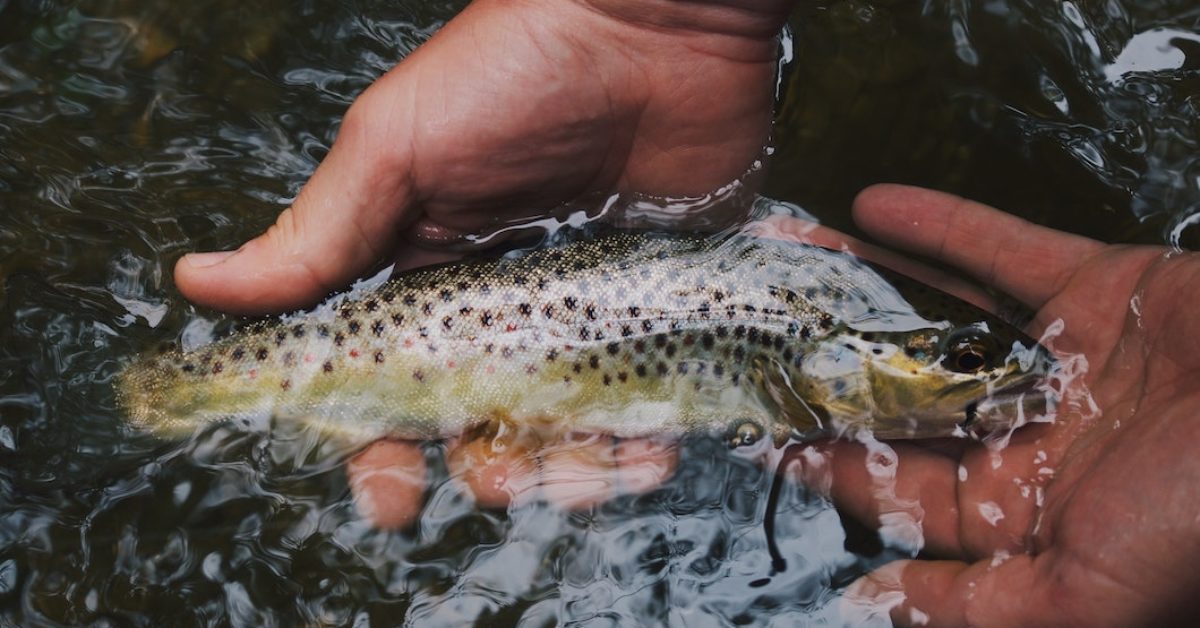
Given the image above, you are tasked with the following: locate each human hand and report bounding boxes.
[808,185,1200,626]
[174,0,791,315]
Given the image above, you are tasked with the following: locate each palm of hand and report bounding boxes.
[834,187,1200,626]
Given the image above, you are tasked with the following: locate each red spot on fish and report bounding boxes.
[349,349,360,358]
[486,365,495,374]
[304,354,314,363]
[248,369,258,379]
[403,338,414,348]
[447,359,456,368]
[505,323,518,332]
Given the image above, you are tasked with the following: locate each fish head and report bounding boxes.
[786,321,1056,439]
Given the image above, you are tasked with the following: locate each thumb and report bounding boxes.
[174,94,417,315]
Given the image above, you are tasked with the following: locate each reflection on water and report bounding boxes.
[0,0,1194,625]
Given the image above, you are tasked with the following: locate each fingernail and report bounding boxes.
[183,251,235,269]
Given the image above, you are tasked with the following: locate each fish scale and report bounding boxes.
[117,232,1054,444]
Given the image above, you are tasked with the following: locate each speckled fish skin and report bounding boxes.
[117,233,1055,444]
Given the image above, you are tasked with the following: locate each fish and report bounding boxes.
[116,231,1055,447]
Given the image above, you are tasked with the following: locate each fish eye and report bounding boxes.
[942,329,996,374]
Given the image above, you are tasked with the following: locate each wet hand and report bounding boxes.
[174,0,789,315]
[809,184,1200,626]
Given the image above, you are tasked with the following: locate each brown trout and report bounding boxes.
[117,232,1055,445]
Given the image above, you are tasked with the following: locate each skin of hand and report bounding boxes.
[174,0,792,315]
[813,185,1200,627]
[351,184,1200,627]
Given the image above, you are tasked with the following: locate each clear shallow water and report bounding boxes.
[0,0,1195,625]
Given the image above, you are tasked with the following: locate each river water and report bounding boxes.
[0,0,1196,625]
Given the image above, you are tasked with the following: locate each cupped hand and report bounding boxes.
[813,185,1200,626]
[175,0,790,314]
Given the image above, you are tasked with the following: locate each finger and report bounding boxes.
[446,428,541,509]
[840,555,1079,628]
[793,439,964,557]
[753,216,999,312]
[175,85,418,315]
[538,432,621,509]
[348,439,427,529]
[851,185,1103,309]
[612,436,679,495]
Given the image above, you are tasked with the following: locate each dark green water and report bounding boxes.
[0,0,1196,625]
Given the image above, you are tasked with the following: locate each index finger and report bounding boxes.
[851,185,1104,309]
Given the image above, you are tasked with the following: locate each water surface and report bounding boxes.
[1,0,1196,625]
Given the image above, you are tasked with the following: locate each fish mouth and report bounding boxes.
[959,376,1049,433]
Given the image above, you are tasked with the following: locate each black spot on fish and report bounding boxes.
[713,363,725,377]
[403,293,417,306]
[546,349,559,362]
[543,304,555,319]
[256,348,269,361]
[502,347,514,359]
[716,326,729,338]
[743,304,757,313]
[334,333,345,347]
[701,333,715,350]
[642,320,654,333]
[819,314,834,330]
[620,324,634,338]
[318,325,330,338]
[412,370,424,382]
[747,328,760,342]
[439,289,453,302]
[374,351,385,364]
[603,374,612,386]
[734,325,747,339]
[292,325,305,339]
[800,326,812,340]
[585,304,597,320]
[422,303,433,316]
[392,314,404,327]
[656,362,669,376]
[606,342,620,356]
[783,348,794,363]
[281,378,291,390]
[323,361,334,373]
[733,346,745,362]
[485,343,495,354]
[676,362,689,374]
[617,371,628,383]
[348,320,361,335]
[564,296,578,310]
[713,290,725,302]
[382,292,394,303]
[231,347,245,361]
[579,327,591,341]
[365,299,378,312]
[459,306,472,316]
[732,372,741,385]
[665,344,677,358]
[635,364,647,378]
[573,363,583,374]
[760,331,773,348]
[442,316,454,331]
[518,303,532,317]
[683,334,695,347]
[341,309,353,320]
[283,352,295,366]
[633,340,646,354]
[457,281,469,292]
[419,327,429,338]
[481,312,494,327]
[628,306,641,317]
[589,355,600,370]
[654,334,668,349]
[212,362,224,374]
[372,320,384,336]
